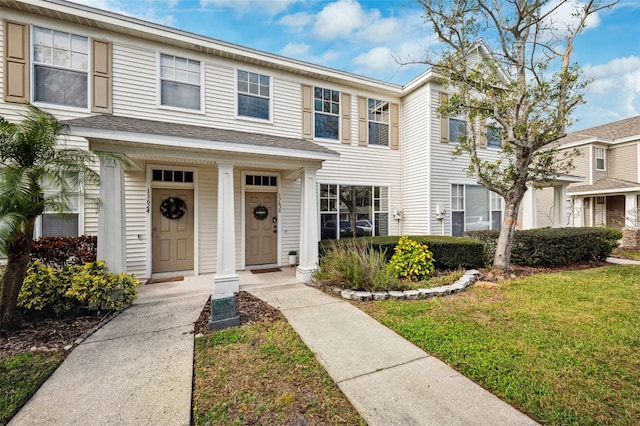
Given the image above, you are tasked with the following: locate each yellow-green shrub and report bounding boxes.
[18,261,76,316]
[388,236,435,282]
[18,261,139,316]
[65,261,139,311]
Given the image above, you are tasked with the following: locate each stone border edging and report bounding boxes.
[315,270,481,302]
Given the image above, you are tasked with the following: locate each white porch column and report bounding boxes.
[214,161,239,294]
[97,158,125,273]
[625,193,639,228]
[297,167,319,283]
[573,197,585,227]
[521,185,537,229]
[552,185,568,228]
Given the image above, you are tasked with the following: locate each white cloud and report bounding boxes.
[353,46,396,71]
[313,0,378,39]
[321,50,340,62]
[68,0,176,26]
[200,0,301,15]
[542,0,602,35]
[280,42,310,57]
[574,55,640,127]
[278,12,313,32]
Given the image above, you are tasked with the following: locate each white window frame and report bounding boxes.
[367,98,390,147]
[34,180,84,239]
[318,183,390,239]
[450,183,503,236]
[235,68,273,123]
[157,52,205,113]
[314,86,340,141]
[595,147,606,171]
[31,25,90,111]
[449,116,467,143]
[486,123,503,149]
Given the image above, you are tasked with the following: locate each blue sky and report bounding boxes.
[71,0,640,131]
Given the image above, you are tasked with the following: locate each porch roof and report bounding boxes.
[63,115,339,162]
[568,177,640,196]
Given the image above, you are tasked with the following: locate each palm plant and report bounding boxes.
[0,105,100,329]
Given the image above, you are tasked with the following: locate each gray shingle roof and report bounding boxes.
[62,115,337,156]
[561,115,640,144]
[568,177,640,194]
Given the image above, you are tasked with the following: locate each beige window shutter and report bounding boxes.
[341,93,352,144]
[3,20,29,104]
[440,92,449,142]
[301,84,313,139]
[479,119,487,148]
[357,96,368,146]
[390,102,399,150]
[91,39,112,113]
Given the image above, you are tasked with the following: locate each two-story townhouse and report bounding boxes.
[1,0,576,291]
[534,116,640,246]
[0,0,408,292]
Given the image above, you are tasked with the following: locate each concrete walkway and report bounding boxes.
[248,283,539,426]
[606,256,640,265]
[9,269,299,425]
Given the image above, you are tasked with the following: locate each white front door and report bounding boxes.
[245,192,277,266]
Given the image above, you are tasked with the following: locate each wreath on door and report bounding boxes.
[160,197,187,220]
[253,204,269,220]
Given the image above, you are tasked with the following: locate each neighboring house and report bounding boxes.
[0,0,572,289]
[533,116,640,245]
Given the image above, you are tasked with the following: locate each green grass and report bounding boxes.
[0,351,65,424]
[612,248,640,261]
[192,319,364,425]
[357,265,640,425]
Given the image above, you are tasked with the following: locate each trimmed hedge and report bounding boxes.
[319,235,486,270]
[466,227,622,267]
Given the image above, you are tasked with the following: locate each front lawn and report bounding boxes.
[357,265,640,425]
[0,351,64,423]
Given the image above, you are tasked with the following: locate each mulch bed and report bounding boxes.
[193,291,283,335]
[0,313,107,357]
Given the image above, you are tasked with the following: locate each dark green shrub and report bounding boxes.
[466,227,622,267]
[313,240,402,291]
[388,236,435,281]
[18,260,139,316]
[319,235,486,270]
[30,235,97,268]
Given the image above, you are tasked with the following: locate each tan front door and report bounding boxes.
[152,188,194,273]
[245,192,277,266]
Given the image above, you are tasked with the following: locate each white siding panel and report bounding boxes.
[280,178,301,260]
[400,84,430,235]
[608,144,638,182]
[536,187,554,228]
[124,170,147,277]
[198,166,217,274]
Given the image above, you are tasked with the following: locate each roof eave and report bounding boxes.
[68,126,340,162]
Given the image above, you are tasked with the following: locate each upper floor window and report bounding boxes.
[368,98,389,146]
[487,125,502,148]
[237,70,270,120]
[449,117,467,143]
[314,87,340,140]
[159,54,201,111]
[32,26,88,108]
[595,147,606,171]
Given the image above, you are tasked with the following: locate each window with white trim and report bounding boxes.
[159,54,201,110]
[32,26,88,108]
[368,99,389,146]
[314,87,340,140]
[319,184,388,240]
[37,176,81,238]
[487,125,502,148]
[595,147,606,171]
[451,184,502,236]
[449,116,467,143]
[237,70,270,120]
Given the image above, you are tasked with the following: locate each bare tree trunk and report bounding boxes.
[493,198,523,277]
[0,219,35,330]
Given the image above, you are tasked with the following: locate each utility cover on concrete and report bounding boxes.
[209,292,240,329]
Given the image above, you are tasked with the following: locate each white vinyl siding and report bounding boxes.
[124,170,147,277]
[608,144,638,182]
[198,166,217,274]
[280,178,301,260]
